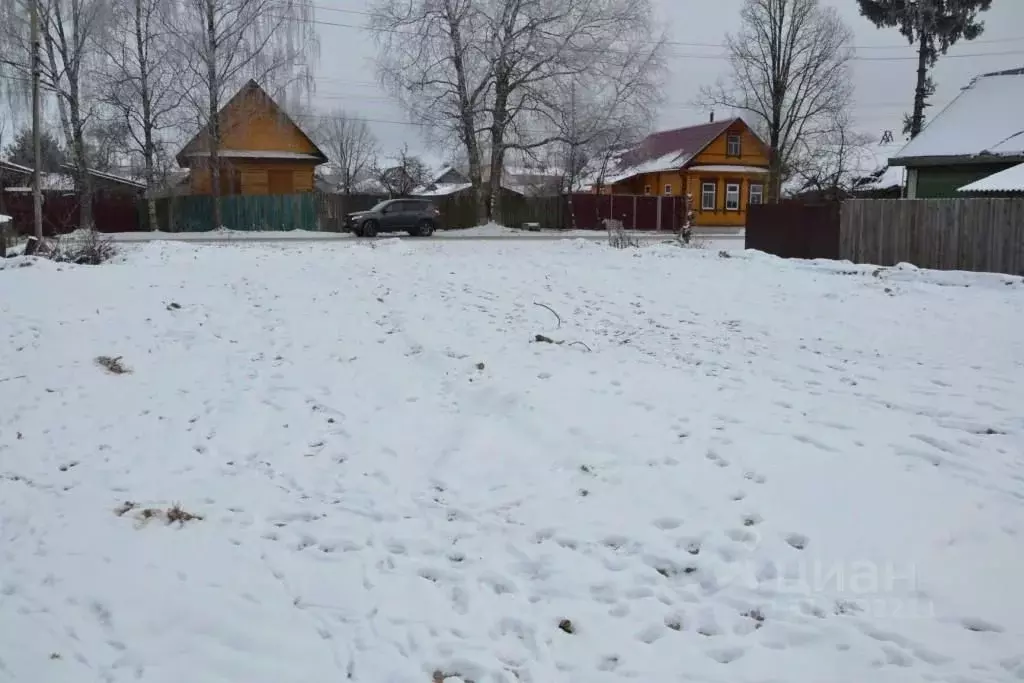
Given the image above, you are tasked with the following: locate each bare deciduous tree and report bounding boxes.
[371,0,664,225]
[95,0,191,230]
[315,111,379,196]
[480,0,664,222]
[372,0,491,223]
[372,145,430,197]
[1,0,108,229]
[547,79,654,227]
[168,0,318,227]
[787,111,874,200]
[700,0,854,202]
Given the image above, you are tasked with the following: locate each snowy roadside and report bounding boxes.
[1,239,1022,683]
[99,222,741,242]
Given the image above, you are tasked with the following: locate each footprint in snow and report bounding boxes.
[652,517,683,531]
[784,533,809,550]
[706,450,730,468]
[962,617,1004,633]
[744,471,766,484]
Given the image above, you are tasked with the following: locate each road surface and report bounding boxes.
[107,231,746,246]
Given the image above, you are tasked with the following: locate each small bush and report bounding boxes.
[96,356,130,374]
[51,230,117,265]
[166,503,203,526]
[114,501,137,516]
[604,219,641,249]
[116,502,203,526]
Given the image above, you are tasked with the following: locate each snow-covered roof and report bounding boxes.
[597,119,746,185]
[957,162,1024,193]
[891,67,1024,165]
[2,159,146,189]
[183,150,322,161]
[4,172,76,192]
[429,166,466,184]
[351,177,386,194]
[411,182,472,197]
[851,142,906,192]
[0,159,33,174]
[857,164,905,191]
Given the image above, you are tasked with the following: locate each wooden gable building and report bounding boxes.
[176,80,327,197]
[599,117,771,228]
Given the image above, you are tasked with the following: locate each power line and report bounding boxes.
[301,2,1024,51]
[310,88,947,112]
[291,108,912,133]
[278,11,1024,61]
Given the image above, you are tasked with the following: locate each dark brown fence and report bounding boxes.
[841,199,1024,275]
[565,194,682,232]
[0,193,142,235]
[745,203,840,259]
[316,193,389,231]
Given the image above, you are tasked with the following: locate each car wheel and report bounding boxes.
[414,219,434,237]
[362,220,379,238]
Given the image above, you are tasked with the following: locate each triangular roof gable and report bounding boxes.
[176,80,328,165]
[683,117,770,168]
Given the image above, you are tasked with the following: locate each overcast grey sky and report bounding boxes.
[309,0,1024,166]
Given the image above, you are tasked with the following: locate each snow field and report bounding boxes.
[1,239,1023,683]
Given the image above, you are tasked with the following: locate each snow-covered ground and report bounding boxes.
[2,240,1023,683]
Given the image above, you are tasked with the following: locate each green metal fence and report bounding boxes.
[155,194,319,232]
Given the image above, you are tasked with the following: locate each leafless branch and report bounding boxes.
[370,0,665,225]
[533,302,561,328]
[698,0,854,201]
[313,111,379,196]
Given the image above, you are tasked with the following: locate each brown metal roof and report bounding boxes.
[616,119,737,171]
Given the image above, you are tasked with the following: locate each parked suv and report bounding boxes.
[344,199,441,237]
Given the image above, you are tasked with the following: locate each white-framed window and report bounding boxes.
[749,183,763,205]
[726,134,741,156]
[664,184,673,196]
[701,182,716,210]
[644,185,651,195]
[725,183,740,211]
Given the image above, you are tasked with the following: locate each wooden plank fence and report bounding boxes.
[153,194,318,232]
[745,203,840,260]
[841,199,1024,276]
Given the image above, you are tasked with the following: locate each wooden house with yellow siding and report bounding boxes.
[176,80,327,196]
[598,117,770,228]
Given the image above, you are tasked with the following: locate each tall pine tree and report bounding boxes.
[857,0,992,138]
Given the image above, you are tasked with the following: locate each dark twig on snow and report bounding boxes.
[533,302,562,328]
[0,375,27,383]
[532,334,592,352]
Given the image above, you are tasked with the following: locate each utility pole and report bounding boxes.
[30,0,43,240]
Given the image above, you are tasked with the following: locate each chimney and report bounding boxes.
[709,111,715,123]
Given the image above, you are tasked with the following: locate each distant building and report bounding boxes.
[590,117,770,229]
[176,80,328,196]
[889,67,1024,199]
